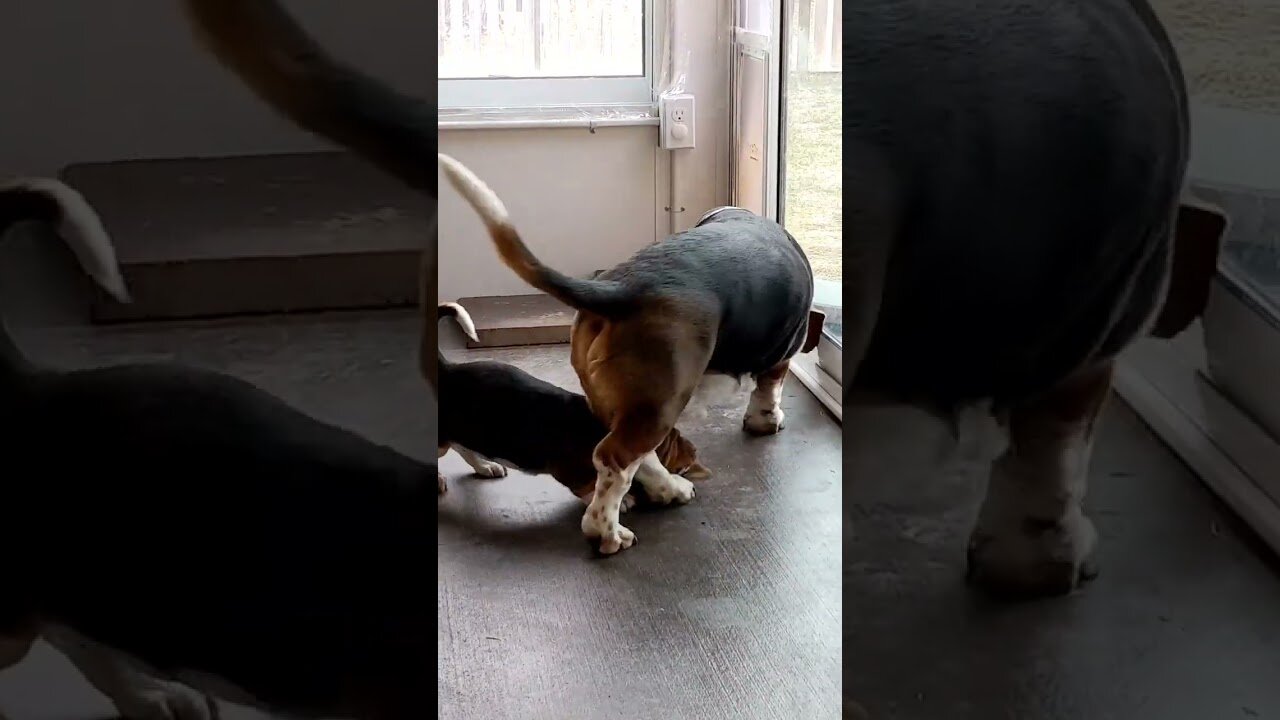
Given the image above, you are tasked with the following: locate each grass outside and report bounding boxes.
[783,71,842,283]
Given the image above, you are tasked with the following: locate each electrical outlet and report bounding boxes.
[659,93,696,150]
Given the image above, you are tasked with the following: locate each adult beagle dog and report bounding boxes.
[439,156,824,555]
[844,0,1228,600]
[0,1,443,718]
[436,301,710,509]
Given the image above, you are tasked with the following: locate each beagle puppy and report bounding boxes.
[0,177,437,718]
[0,1,446,717]
[437,302,710,509]
[439,156,821,555]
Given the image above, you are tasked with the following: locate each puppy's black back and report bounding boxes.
[439,359,603,473]
[6,363,435,715]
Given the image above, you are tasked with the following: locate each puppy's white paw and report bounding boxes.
[966,507,1098,598]
[646,474,696,506]
[743,406,786,435]
[581,509,636,555]
[472,460,507,479]
[115,685,218,720]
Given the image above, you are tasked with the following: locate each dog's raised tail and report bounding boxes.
[437,303,479,345]
[435,299,481,384]
[181,0,434,196]
[1,179,129,304]
[437,153,638,318]
[1,178,131,374]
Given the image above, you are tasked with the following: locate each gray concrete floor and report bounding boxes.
[846,397,1280,720]
[437,335,843,720]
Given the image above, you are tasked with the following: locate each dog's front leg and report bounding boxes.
[633,451,696,506]
[966,361,1113,597]
[454,445,508,478]
[43,625,218,720]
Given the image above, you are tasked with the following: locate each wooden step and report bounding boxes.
[456,294,574,348]
[61,152,430,323]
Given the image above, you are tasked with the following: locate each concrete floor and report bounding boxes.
[437,336,843,720]
[4,235,1280,719]
[846,397,1280,720]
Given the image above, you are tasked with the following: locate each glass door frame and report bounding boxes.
[767,0,843,414]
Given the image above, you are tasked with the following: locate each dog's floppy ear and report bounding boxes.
[1149,199,1229,339]
[683,461,713,480]
[802,309,827,353]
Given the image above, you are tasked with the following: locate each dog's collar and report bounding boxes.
[695,205,749,226]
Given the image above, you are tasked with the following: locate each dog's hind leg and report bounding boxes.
[965,360,1114,598]
[583,410,675,555]
[453,445,508,479]
[437,444,450,495]
[44,625,219,720]
[744,359,790,435]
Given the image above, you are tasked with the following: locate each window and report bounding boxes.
[438,0,653,109]
[1111,4,1280,560]
[778,0,842,401]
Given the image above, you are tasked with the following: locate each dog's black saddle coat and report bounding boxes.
[440,359,604,473]
[600,207,815,377]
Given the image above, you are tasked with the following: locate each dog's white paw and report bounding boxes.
[966,507,1098,598]
[472,460,507,478]
[581,510,636,555]
[646,474,696,506]
[743,406,786,435]
[115,685,218,720]
[596,524,636,555]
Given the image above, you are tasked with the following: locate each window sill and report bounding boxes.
[439,104,658,132]
[1113,324,1280,559]
[791,348,842,422]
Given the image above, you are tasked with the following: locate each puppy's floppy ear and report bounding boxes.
[683,461,713,480]
[1150,199,1229,339]
[802,309,827,353]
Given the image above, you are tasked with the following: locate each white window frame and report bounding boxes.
[438,0,656,111]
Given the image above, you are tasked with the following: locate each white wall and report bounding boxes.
[437,0,731,302]
[0,0,730,306]
[1,0,432,177]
